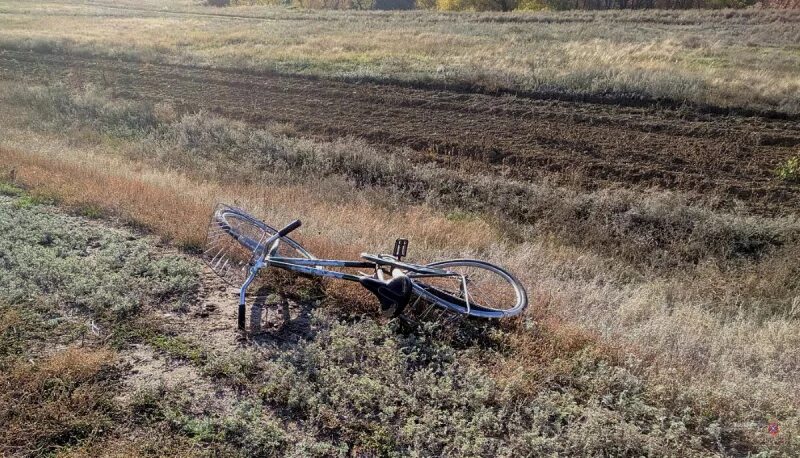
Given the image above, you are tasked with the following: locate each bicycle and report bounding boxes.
[203,204,527,330]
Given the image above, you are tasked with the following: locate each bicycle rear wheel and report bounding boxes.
[409,259,527,319]
[204,204,314,286]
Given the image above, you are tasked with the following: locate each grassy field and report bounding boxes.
[0,0,799,114]
[1,0,799,456]
[0,184,744,456]
[1,79,799,454]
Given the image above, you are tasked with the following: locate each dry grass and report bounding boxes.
[0,145,497,257]
[489,299,620,397]
[58,436,198,458]
[0,348,117,456]
[0,0,798,113]
[0,148,209,248]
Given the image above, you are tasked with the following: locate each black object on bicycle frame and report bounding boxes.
[393,239,408,261]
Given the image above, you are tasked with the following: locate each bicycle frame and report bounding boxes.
[235,230,461,329]
[207,204,526,327]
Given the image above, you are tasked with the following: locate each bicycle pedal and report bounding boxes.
[393,238,408,261]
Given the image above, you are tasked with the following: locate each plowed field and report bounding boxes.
[2,48,798,212]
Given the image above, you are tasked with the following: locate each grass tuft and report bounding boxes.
[777,156,800,183]
[0,348,117,455]
[0,180,24,197]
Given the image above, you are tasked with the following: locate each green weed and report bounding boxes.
[777,156,800,183]
[148,335,208,364]
[0,180,24,197]
[75,203,105,219]
[11,192,58,209]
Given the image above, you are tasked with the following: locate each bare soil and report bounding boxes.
[117,264,311,413]
[2,48,799,212]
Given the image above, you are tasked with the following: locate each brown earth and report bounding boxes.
[2,48,799,213]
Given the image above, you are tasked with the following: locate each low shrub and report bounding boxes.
[0,196,204,455]
[255,312,721,455]
[0,181,24,197]
[0,195,199,324]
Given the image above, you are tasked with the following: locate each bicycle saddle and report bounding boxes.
[359,275,412,318]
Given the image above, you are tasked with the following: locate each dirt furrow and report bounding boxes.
[2,48,798,211]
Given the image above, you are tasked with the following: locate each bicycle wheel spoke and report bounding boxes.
[419,301,437,320]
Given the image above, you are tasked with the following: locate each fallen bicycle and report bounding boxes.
[204,204,528,330]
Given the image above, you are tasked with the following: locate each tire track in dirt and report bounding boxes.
[2,49,798,213]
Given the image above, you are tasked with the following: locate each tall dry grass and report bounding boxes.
[0,0,798,113]
[0,146,497,258]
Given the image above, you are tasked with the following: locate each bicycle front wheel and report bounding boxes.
[409,259,527,319]
[204,204,314,285]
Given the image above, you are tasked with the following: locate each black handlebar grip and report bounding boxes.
[277,219,302,237]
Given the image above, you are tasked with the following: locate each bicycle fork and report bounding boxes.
[238,267,259,330]
[236,219,301,331]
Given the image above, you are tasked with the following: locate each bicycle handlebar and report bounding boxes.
[277,219,302,237]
